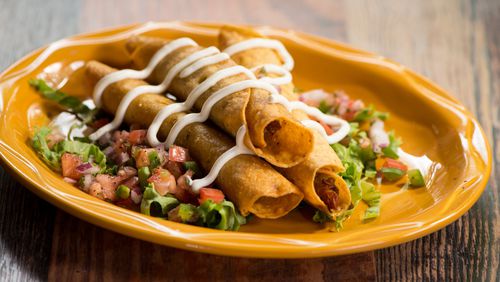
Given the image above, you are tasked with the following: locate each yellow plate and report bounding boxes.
[0,22,491,258]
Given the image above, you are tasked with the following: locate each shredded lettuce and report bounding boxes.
[32,127,63,170]
[317,179,379,230]
[327,140,381,229]
[67,123,84,141]
[364,169,377,179]
[140,184,245,230]
[333,209,355,230]
[348,122,360,137]
[53,139,106,168]
[331,180,362,230]
[29,79,96,123]
[382,131,401,159]
[183,161,201,177]
[312,210,331,224]
[331,142,364,188]
[147,150,161,170]
[318,100,331,114]
[354,104,388,122]
[360,180,381,220]
[170,204,199,223]
[140,184,179,217]
[198,200,246,231]
[32,127,107,171]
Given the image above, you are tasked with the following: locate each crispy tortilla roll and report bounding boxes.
[85,61,303,218]
[125,36,314,168]
[219,26,351,217]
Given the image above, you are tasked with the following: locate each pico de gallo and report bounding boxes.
[30,79,245,231]
[299,89,425,229]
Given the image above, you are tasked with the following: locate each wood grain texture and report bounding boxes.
[0,0,498,281]
[48,212,376,282]
[0,0,80,281]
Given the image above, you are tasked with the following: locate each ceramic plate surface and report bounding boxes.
[0,22,491,258]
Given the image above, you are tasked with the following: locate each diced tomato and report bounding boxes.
[359,137,371,149]
[113,130,129,142]
[308,115,334,135]
[95,174,120,201]
[165,160,184,179]
[88,182,103,200]
[128,130,147,145]
[168,145,190,162]
[61,153,83,180]
[134,148,166,168]
[134,148,152,168]
[341,110,357,121]
[91,118,109,129]
[90,167,137,202]
[147,168,176,196]
[175,170,197,204]
[340,100,363,121]
[382,158,408,172]
[198,188,225,204]
[318,119,334,135]
[110,132,128,155]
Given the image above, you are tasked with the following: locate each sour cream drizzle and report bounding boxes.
[90,36,349,192]
[223,38,350,144]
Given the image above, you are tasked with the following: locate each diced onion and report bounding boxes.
[369,120,389,153]
[116,152,130,165]
[76,162,100,174]
[81,174,94,191]
[130,190,142,204]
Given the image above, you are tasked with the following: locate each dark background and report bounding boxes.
[0,0,498,281]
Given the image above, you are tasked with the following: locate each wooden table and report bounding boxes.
[1,0,498,281]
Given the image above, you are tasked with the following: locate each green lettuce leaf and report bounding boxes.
[32,127,63,171]
[140,184,179,217]
[29,79,96,123]
[354,104,389,122]
[198,200,246,231]
[312,210,332,224]
[32,127,107,171]
[360,180,381,220]
[171,204,199,223]
[52,139,107,169]
[328,140,382,229]
[331,141,364,188]
[382,131,401,159]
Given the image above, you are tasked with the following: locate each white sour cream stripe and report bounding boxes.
[166,80,275,147]
[90,39,263,194]
[92,37,197,107]
[90,45,220,140]
[223,38,294,70]
[90,36,348,193]
[191,125,253,192]
[222,38,350,144]
[251,64,292,85]
[148,66,255,146]
[180,53,229,78]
